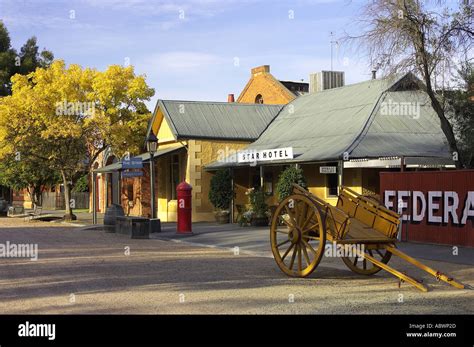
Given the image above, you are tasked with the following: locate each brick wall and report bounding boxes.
[237,65,295,105]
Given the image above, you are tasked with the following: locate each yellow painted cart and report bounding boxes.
[270,184,466,292]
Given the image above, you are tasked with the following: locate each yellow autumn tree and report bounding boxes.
[0,60,154,220]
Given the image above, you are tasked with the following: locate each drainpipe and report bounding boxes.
[230,168,234,223]
[338,160,344,194]
[92,172,97,224]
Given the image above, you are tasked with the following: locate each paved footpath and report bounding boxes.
[0,218,473,314]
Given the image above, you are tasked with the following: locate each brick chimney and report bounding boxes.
[227,94,235,102]
[251,65,270,76]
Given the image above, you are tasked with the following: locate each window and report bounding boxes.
[264,172,273,195]
[327,174,339,197]
[170,154,180,200]
[255,94,264,104]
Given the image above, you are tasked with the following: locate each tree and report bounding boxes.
[0,60,154,220]
[0,21,54,96]
[276,166,307,201]
[17,37,54,75]
[346,0,473,168]
[446,62,474,167]
[0,21,17,96]
[209,169,233,210]
[0,154,59,208]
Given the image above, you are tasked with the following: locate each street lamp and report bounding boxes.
[146,131,158,219]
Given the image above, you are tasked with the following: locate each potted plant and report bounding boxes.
[208,169,233,223]
[247,188,269,226]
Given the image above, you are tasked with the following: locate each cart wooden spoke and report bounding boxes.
[269,184,467,292]
[270,194,325,277]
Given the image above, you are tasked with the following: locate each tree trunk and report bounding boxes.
[425,85,464,169]
[418,50,464,169]
[33,185,42,208]
[61,170,75,221]
[26,186,36,209]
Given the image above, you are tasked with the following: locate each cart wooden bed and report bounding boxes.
[270,184,466,292]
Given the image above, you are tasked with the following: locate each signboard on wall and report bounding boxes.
[380,170,474,247]
[320,166,337,174]
[238,147,293,163]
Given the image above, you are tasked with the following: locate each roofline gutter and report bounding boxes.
[204,155,453,171]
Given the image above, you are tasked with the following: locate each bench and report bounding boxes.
[115,216,150,239]
[24,205,43,222]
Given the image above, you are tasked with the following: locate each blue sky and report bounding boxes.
[1,0,373,108]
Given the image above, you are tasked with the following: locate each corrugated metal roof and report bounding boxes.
[94,144,185,173]
[206,73,452,169]
[159,100,283,141]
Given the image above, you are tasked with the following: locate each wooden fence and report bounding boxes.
[41,192,89,210]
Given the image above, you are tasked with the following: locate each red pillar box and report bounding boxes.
[177,181,193,234]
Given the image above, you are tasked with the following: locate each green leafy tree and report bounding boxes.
[0,153,59,208]
[276,166,307,202]
[72,174,90,193]
[0,21,17,96]
[0,21,53,96]
[17,37,54,75]
[209,169,233,210]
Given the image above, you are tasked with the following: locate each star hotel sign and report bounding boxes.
[238,147,294,163]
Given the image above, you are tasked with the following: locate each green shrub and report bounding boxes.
[276,166,307,201]
[72,174,89,193]
[208,169,233,210]
[248,188,268,218]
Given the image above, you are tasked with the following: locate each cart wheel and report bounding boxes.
[271,194,326,277]
[341,247,392,275]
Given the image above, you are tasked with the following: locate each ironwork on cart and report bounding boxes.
[270,184,466,292]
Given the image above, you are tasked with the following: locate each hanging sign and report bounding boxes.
[238,147,293,163]
[122,157,143,169]
[320,166,337,174]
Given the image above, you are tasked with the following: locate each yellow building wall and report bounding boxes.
[156,108,176,145]
[237,65,295,105]
[302,164,362,206]
[186,139,250,222]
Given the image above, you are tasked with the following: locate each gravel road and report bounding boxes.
[0,218,473,314]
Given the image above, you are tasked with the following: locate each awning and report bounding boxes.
[343,156,455,169]
[94,144,185,173]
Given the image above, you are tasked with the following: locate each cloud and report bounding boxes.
[137,51,226,74]
[82,0,260,17]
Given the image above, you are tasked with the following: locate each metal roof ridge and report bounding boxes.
[342,90,390,158]
[254,103,287,139]
[160,99,284,107]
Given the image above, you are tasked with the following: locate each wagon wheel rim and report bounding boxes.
[341,246,392,275]
[271,194,326,277]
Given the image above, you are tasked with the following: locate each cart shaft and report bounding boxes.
[384,246,466,289]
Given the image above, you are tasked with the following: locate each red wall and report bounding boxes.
[380,170,474,247]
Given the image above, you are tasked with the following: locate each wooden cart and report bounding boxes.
[270,184,466,292]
